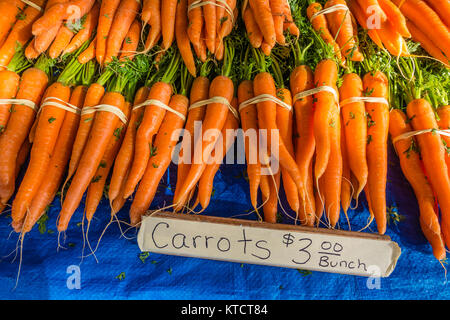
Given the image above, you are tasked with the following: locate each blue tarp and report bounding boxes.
[0,142,449,300]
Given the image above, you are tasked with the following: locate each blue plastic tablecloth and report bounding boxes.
[1,142,449,300]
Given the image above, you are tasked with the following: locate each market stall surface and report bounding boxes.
[0,144,448,300]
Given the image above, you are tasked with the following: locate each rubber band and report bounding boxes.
[189,96,239,121]
[132,99,186,122]
[81,104,128,124]
[20,0,43,11]
[40,97,81,115]
[0,99,37,111]
[392,128,450,145]
[188,0,234,24]
[340,96,389,107]
[238,94,292,113]
[293,86,339,107]
[310,4,349,21]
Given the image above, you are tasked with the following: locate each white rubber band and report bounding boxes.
[133,99,186,122]
[81,104,128,124]
[21,0,43,12]
[238,94,292,113]
[189,96,239,121]
[188,0,235,24]
[392,128,450,145]
[293,86,339,108]
[40,97,81,115]
[0,98,37,111]
[340,96,389,107]
[310,4,349,21]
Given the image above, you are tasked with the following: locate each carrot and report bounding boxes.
[281,0,299,37]
[85,102,131,221]
[238,80,262,210]
[356,0,387,23]
[34,23,62,54]
[406,20,450,67]
[129,94,188,224]
[437,105,450,177]
[172,75,234,209]
[161,0,177,50]
[263,171,280,223]
[104,0,140,64]
[424,0,450,28]
[253,70,305,203]
[298,161,316,225]
[390,108,446,261]
[24,39,40,60]
[307,3,343,64]
[249,0,276,48]
[176,0,196,77]
[12,82,72,226]
[78,35,96,64]
[377,0,411,38]
[0,67,49,205]
[187,0,203,49]
[392,0,450,59]
[20,85,86,233]
[0,0,45,69]
[376,19,408,57]
[363,70,389,235]
[58,91,126,232]
[144,0,161,51]
[32,0,95,36]
[339,73,368,200]
[218,0,236,39]
[243,5,263,48]
[325,0,364,61]
[290,64,315,226]
[48,25,74,59]
[119,19,141,60]
[0,0,26,47]
[63,1,100,55]
[340,115,351,214]
[203,0,216,54]
[347,0,384,50]
[108,86,149,202]
[312,59,339,187]
[96,0,121,65]
[406,99,450,248]
[174,75,210,205]
[0,70,21,132]
[123,53,180,198]
[270,0,285,45]
[275,87,300,216]
[65,83,105,191]
[141,0,152,25]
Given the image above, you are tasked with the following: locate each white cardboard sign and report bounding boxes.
[138,212,401,277]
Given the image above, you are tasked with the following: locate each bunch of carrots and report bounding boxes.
[348,0,450,67]
[0,0,448,266]
[307,0,364,65]
[242,0,299,55]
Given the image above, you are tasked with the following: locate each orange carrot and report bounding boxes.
[424,0,450,28]
[34,23,62,54]
[363,70,389,234]
[96,0,121,65]
[129,94,188,224]
[187,0,203,49]
[12,82,72,226]
[119,19,141,60]
[58,91,126,231]
[249,0,276,48]
[78,35,96,64]
[339,73,368,200]
[390,108,446,261]
[144,0,161,51]
[0,0,26,47]
[109,86,149,202]
[340,115,352,214]
[161,0,177,50]
[0,70,20,131]
[203,0,217,54]
[243,6,263,48]
[377,0,411,38]
[176,0,196,77]
[20,85,86,234]
[48,25,74,59]
[0,67,49,205]
[104,0,140,64]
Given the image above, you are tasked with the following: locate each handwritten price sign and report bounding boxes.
[138,212,401,277]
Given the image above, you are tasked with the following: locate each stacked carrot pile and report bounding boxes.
[348,0,449,67]
[0,0,448,264]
